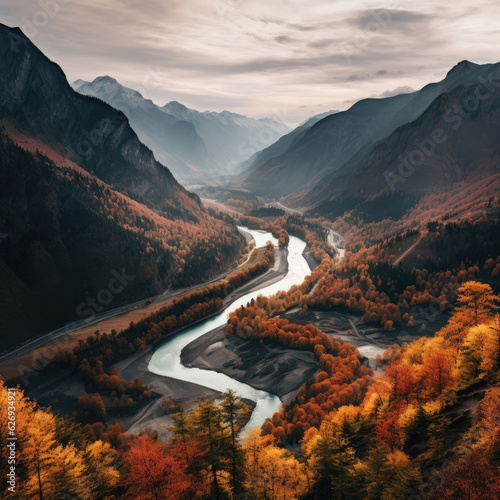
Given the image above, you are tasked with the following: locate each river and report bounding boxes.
[148,227,312,431]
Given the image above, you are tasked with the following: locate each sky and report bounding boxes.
[1,0,500,126]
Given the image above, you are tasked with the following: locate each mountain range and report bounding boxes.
[2,19,500,346]
[308,80,500,221]
[73,77,290,182]
[237,60,500,209]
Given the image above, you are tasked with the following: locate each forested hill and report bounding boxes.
[0,24,246,350]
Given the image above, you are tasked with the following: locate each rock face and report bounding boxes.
[237,60,500,198]
[0,23,197,211]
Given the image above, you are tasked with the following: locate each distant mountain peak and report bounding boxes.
[72,79,87,88]
[164,101,190,112]
[92,75,118,85]
[446,60,478,77]
[72,76,152,111]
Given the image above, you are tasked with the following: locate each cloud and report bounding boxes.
[275,35,294,44]
[0,0,499,124]
[350,9,433,32]
[379,86,416,97]
[346,70,404,82]
[347,73,372,82]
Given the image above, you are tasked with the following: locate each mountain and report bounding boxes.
[160,101,290,176]
[0,26,197,211]
[237,109,338,175]
[306,81,500,221]
[238,60,500,197]
[72,77,217,181]
[74,78,290,181]
[0,24,245,349]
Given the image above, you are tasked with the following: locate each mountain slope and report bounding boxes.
[238,60,500,197]
[237,110,338,176]
[73,77,217,181]
[237,93,416,196]
[0,25,197,213]
[0,24,245,349]
[308,82,500,221]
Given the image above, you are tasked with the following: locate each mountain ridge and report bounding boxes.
[73,76,290,181]
[72,76,217,181]
[237,60,500,197]
[304,81,500,221]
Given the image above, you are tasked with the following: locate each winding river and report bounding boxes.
[148,227,312,431]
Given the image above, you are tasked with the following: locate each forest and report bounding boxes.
[1,280,499,499]
[307,217,500,331]
[0,133,247,349]
[2,10,500,499]
[2,178,500,499]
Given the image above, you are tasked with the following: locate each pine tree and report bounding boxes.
[312,432,358,499]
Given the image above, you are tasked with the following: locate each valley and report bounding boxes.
[0,222,324,440]
[0,14,499,499]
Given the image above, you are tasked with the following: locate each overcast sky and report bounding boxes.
[1,0,499,125]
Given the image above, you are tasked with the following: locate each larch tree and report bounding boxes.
[85,440,120,498]
[243,428,276,496]
[455,281,499,326]
[21,409,59,500]
[422,350,454,397]
[219,389,251,497]
[191,399,228,500]
[51,444,90,499]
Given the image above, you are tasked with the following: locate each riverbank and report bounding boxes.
[0,227,280,381]
[0,234,289,441]
[181,324,319,405]
[111,244,289,435]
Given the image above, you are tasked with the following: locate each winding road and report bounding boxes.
[0,227,258,366]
